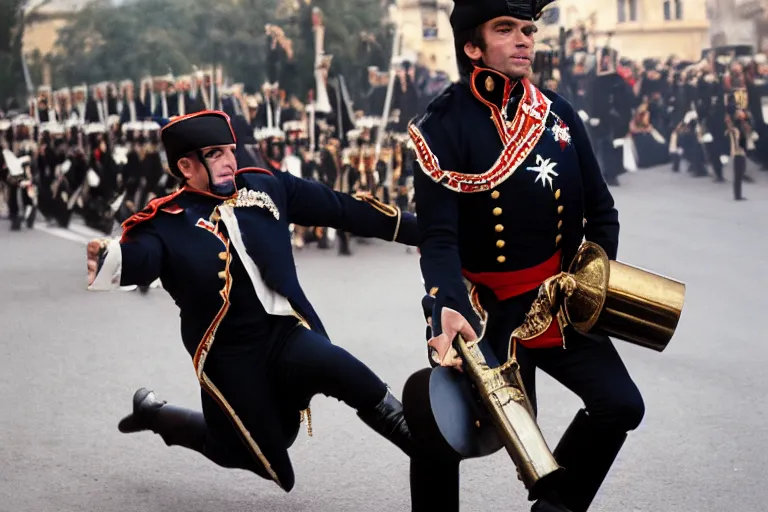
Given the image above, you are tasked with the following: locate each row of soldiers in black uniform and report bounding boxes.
[0,74,416,254]
[532,42,766,200]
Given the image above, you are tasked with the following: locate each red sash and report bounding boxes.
[462,251,564,349]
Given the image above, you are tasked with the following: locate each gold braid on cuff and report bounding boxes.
[353,191,401,241]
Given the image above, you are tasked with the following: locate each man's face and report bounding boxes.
[177,144,237,191]
[464,16,537,80]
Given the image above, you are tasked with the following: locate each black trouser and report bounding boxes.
[734,154,746,199]
[6,182,35,228]
[705,143,724,180]
[154,318,387,492]
[411,290,645,511]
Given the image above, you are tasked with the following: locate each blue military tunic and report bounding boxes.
[410,66,619,348]
[111,167,417,489]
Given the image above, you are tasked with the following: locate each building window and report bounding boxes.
[618,0,638,23]
[664,0,684,20]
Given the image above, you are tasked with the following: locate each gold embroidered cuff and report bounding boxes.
[392,207,402,242]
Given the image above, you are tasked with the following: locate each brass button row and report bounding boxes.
[491,189,505,264]
[219,252,229,280]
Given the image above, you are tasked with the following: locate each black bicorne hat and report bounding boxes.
[160,111,236,178]
[451,0,557,76]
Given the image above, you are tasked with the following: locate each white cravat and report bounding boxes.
[218,204,294,317]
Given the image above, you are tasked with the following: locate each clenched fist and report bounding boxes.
[87,239,109,286]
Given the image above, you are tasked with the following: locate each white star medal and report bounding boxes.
[526,155,559,190]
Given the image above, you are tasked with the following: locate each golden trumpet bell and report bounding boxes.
[564,242,686,352]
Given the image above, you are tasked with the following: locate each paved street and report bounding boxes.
[1,165,767,512]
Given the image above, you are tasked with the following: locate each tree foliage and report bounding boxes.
[47,0,393,101]
[0,0,26,107]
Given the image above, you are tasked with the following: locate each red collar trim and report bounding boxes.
[409,78,552,193]
[468,66,521,145]
[120,187,185,241]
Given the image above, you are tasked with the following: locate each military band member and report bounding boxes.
[86,111,419,493]
[408,1,644,511]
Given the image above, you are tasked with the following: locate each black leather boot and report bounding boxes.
[357,389,417,457]
[118,388,207,452]
[551,409,627,512]
[338,231,352,256]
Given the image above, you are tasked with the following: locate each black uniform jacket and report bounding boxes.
[410,66,619,343]
[105,167,417,488]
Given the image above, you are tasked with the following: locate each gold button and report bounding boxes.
[557,205,564,214]
[497,255,506,263]
[429,287,439,297]
[491,190,500,199]
[555,234,562,245]
[554,189,561,200]
[218,270,226,279]
[218,252,227,260]
[558,220,563,229]
[496,240,506,248]
[493,207,502,216]
[495,224,504,232]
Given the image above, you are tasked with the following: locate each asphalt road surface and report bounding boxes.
[1,165,767,512]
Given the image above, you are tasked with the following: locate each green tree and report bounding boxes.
[0,0,26,107]
[47,0,393,103]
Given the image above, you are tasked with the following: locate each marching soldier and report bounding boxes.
[590,47,634,186]
[696,59,728,181]
[1,146,35,231]
[86,110,419,494]
[71,85,88,121]
[747,54,768,169]
[406,1,644,511]
[32,86,54,124]
[152,75,174,119]
[726,108,755,201]
[119,80,149,129]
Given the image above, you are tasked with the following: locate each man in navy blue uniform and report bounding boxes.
[408,1,645,511]
[86,110,418,493]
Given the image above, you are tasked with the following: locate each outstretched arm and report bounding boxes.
[87,224,164,290]
[274,169,418,246]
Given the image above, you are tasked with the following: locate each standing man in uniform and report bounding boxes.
[408,1,645,511]
[86,111,419,493]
